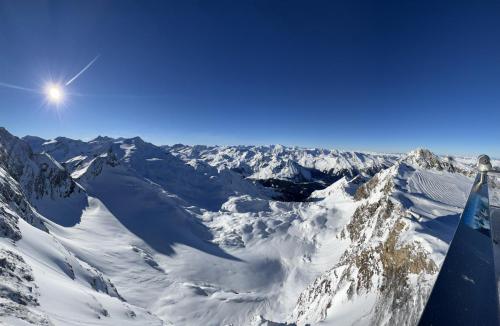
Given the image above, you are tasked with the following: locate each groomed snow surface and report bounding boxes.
[0,133,477,326]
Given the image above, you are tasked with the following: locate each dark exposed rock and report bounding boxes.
[84,263,124,302]
[403,148,471,176]
[0,166,46,239]
[258,179,327,202]
[0,127,85,235]
[0,249,52,325]
[354,174,393,201]
[259,165,392,203]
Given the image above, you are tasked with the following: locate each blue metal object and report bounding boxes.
[461,173,491,237]
[419,156,500,326]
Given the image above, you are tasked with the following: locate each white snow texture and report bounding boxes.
[0,128,489,326]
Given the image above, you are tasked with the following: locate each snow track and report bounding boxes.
[407,170,470,208]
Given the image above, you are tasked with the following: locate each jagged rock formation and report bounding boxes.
[0,129,50,236]
[0,249,51,325]
[1,128,82,202]
[402,148,471,176]
[290,152,472,325]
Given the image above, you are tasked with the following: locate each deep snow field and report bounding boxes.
[1,127,496,326]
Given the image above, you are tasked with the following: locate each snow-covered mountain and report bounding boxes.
[0,128,163,325]
[166,144,400,201]
[291,149,472,325]
[166,144,400,181]
[0,128,481,325]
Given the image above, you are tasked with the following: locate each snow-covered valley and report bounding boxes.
[0,127,494,325]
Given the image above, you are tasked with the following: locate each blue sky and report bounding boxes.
[0,0,499,156]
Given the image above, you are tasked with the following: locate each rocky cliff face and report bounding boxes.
[0,248,51,325]
[0,129,52,237]
[0,166,36,240]
[290,151,472,325]
[402,148,471,176]
[0,128,87,231]
[1,128,83,203]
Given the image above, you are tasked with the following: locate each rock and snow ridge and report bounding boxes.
[0,129,162,325]
[0,128,481,325]
[290,152,475,325]
[165,144,400,181]
[164,144,400,202]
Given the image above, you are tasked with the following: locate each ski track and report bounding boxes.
[408,170,469,208]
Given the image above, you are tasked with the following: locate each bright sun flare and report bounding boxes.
[45,84,64,104]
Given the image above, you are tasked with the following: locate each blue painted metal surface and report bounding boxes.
[419,170,500,326]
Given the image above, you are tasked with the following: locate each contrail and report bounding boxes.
[0,81,38,93]
[65,55,100,86]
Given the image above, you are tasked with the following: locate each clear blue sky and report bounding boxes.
[0,0,499,156]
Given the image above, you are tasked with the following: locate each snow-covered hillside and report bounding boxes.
[0,129,478,325]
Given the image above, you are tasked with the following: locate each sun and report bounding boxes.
[45,83,64,104]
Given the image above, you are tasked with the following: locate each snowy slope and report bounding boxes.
[0,129,480,326]
[26,136,274,210]
[0,129,165,326]
[0,219,165,326]
[69,155,355,325]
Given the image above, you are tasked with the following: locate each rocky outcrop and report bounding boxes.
[0,249,51,325]
[403,148,471,176]
[0,167,46,240]
[21,153,81,201]
[0,128,86,235]
[0,128,82,201]
[76,150,120,180]
[291,156,444,325]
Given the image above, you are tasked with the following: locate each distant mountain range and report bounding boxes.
[0,127,494,325]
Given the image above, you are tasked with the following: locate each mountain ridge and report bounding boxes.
[0,127,482,325]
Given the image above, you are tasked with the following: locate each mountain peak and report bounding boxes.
[90,135,114,143]
[129,136,145,143]
[407,148,437,159]
[403,148,448,171]
[0,126,19,144]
